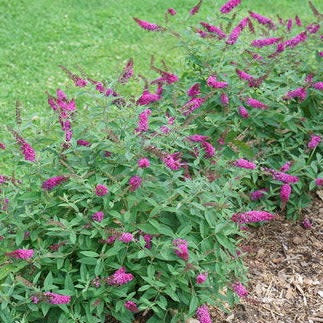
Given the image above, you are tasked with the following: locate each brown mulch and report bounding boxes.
[211,193,323,323]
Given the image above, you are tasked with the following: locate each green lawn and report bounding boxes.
[0,0,322,172]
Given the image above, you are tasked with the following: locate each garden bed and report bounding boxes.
[211,194,323,323]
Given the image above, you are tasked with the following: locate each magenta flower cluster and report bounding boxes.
[307,135,321,149]
[129,176,142,191]
[196,273,208,284]
[133,18,163,31]
[163,153,182,170]
[231,211,275,223]
[107,267,134,286]
[173,239,189,261]
[220,0,241,14]
[138,158,150,168]
[92,211,104,222]
[95,184,109,196]
[250,188,267,201]
[124,301,139,312]
[42,176,67,191]
[136,109,152,132]
[119,232,134,243]
[233,282,248,298]
[280,184,292,202]
[234,158,256,170]
[196,304,212,323]
[44,292,71,304]
[6,249,34,259]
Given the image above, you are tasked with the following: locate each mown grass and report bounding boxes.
[0,0,322,172]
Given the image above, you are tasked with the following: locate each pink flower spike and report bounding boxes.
[200,22,226,39]
[133,17,163,31]
[160,125,170,134]
[268,169,299,183]
[312,82,323,90]
[238,106,249,118]
[181,97,205,116]
[233,282,248,298]
[308,135,321,149]
[283,88,307,101]
[48,97,58,111]
[234,158,256,169]
[44,292,71,305]
[163,153,182,170]
[143,234,153,249]
[96,82,105,93]
[306,23,320,34]
[129,176,142,191]
[173,239,189,261]
[187,83,201,97]
[295,15,302,26]
[119,233,134,243]
[302,218,312,229]
[231,211,275,223]
[6,249,34,260]
[220,93,229,106]
[286,19,293,32]
[250,188,267,200]
[236,69,254,81]
[220,0,241,14]
[251,37,281,48]
[202,141,215,158]
[107,267,134,286]
[12,130,36,161]
[189,0,203,16]
[0,142,5,150]
[167,8,176,16]
[135,109,152,133]
[284,32,307,48]
[196,304,212,323]
[92,211,104,222]
[74,78,88,87]
[95,184,109,196]
[226,25,242,45]
[118,58,134,84]
[77,139,91,147]
[125,301,139,312]
[207,75,228,88]
[280,184,292,202]
[315,178,323,186]
[56,89,67,101]
[187,134,209,142]
[196,273,208,284]
[42,176,67,190]
[138,158,150,168]
[137,90,160,106]
[249,11,275,29]
[246,97,268,110]
[161,72,179,84]
[280,161,292,172]
[104,151,112,157]
[30,296,39,304]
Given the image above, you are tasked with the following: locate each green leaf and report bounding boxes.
[80,251,99,257]
[78,258,98,265]
[189,294,198,315]
[44,271,53,289]
[64,274,75,295]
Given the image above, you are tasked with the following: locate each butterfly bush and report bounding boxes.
[0,1,322,322]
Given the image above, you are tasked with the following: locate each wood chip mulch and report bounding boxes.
[210,193,323,323]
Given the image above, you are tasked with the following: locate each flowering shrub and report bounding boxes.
[0,1,322,322]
